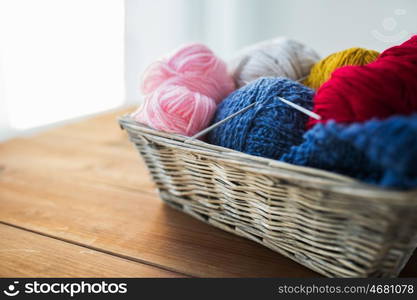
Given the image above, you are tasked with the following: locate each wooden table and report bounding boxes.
[1,107,416,277]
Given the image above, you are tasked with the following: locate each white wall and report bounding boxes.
[125,0,417,103]
[260,0,417,55]
[0,0,124,141]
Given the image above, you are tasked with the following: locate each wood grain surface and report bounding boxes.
[0,224,183,277]
[0,107,415,277]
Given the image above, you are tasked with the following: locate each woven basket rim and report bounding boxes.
[119,115,417,203]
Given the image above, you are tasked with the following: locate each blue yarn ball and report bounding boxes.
[208,77,314,160]
[281,122,383,182]
[281,114,417,189]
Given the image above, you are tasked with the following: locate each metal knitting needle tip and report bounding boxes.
[275,96,321,120]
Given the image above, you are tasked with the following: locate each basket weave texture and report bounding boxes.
[119,116,417,277]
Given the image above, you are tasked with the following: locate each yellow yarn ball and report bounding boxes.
[303,47,380,89]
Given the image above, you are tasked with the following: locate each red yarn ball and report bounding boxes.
[308,35,417,129]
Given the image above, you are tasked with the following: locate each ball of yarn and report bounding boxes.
[229,37,320,88]
[282,114,417,189]
[303,47,379,89]
[308,35,417,129]
[134,85,217,136]
[208,77,314,160]
[281,122,383,182]
[132,43,235,136]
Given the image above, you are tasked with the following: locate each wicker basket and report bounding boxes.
[119,115,417,277]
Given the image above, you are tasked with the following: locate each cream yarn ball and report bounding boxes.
[229,37,320,88]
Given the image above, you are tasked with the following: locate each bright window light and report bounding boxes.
[0,0,124,130]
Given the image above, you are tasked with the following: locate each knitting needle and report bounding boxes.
[274,76,321,120]
[274,96,321,120]
[184,102,257,142]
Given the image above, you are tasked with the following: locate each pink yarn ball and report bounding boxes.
[132,43,235,136]
[134,85,217,136]
[141,43,235,102]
